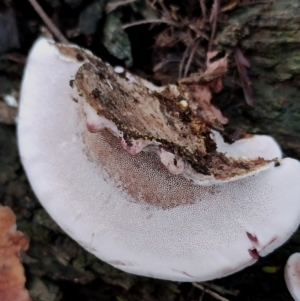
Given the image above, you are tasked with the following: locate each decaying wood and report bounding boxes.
[70,47,271,180]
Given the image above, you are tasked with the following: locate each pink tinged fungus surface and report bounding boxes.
[18,38,300,282]
[285,253,300,301]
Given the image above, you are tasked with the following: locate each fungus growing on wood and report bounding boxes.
[212,130,282,161]
[18,38,300,282]
[0,206,30,301]
[73,50,276,185]
[285,253,300,301]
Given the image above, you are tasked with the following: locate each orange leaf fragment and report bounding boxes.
[0,206,30,301]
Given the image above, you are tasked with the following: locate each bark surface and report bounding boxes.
[215,0,300,159]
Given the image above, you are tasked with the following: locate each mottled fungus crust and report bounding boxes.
[18,38,300,282]
[0,207,30,301]
[74,55,274,183]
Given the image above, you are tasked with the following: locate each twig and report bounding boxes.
[208,0,220,51]
[122,18,181,29]
[27,0,69,44]
[199,289,206,301]
[153,58,181,72]
[238,0,273,6]
[178,44,192,79]
[234,47,254,106]
[193,282,231,301]
[0,53,27,64]
[184,39,200,77]
[199,0,207,18]
[156,0,171,16]
[105,0,138,13]
[201,282,240,297]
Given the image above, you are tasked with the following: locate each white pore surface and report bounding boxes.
[18,38,300,282]
[285,253,300,301]
[212,130,282,160]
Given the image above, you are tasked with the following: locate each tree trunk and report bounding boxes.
[215,0,300,159]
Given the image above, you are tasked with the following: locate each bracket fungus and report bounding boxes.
[285,253,300,301]
[18,37,300,282]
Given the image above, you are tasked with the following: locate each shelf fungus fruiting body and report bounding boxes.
[285,253,300,301]
[18,38,300,282]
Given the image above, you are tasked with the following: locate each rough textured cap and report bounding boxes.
[18,38,300,282]
[73,51,276,185]
[285,253,300,301]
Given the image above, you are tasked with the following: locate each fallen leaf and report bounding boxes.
[0,206,30,301]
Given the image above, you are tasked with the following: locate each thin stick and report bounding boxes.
[239,0,272,6]
[27,0,69,44]
[122,18,180,29]
[178,44,191,79]
[184,39,200,77]
[201,282,240,297]
[193,283,231,301]
[199,289,206,301]
[105,0,138,13]
[199,0,207,18]
[208,0,220,51]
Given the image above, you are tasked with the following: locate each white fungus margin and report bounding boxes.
[285,253,300,301]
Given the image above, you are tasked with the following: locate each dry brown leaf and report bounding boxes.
[0,206,30,301]
[0,102,18,125]
[235,47,254,106]
[188,84,228,125]
[206,51,228,76]
[179,51,228,85]
[179,51,228,126]
[221,0,238,12]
